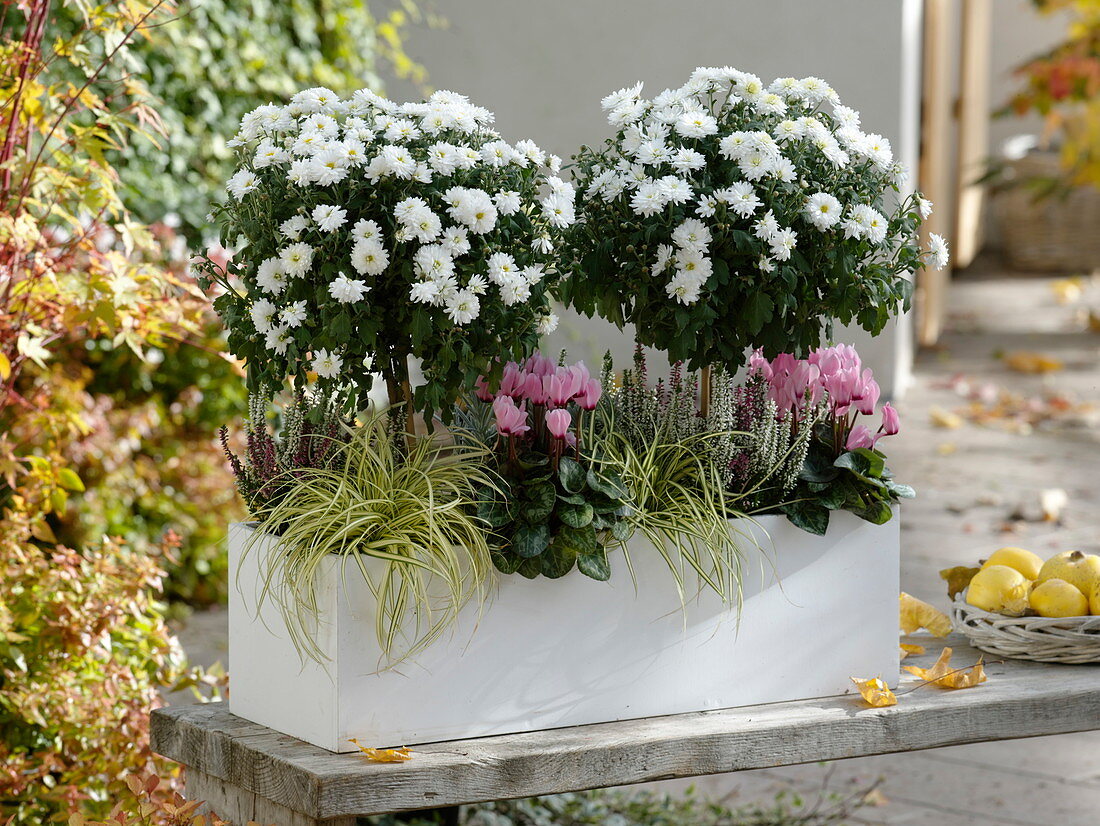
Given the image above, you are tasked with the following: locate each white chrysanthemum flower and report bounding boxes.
[414,244,455,280]
[445,289,480,325]
[256,257,288,295]
[540,193,575,228]
[457,146,481,169]
[769,228,798,261]
[633,138,669,166]
[279,242,314,277]
[281,301,308,328]
[718,182,761,218]
[384,118,421,142]
[410,210,442,242]
[548,154,562,172]
[608,99,648,128]
[280,215,309,240]
[753,210,781,243]
[601,82,644,112]
[377,144,417,179]
[409,280,441,304]
[486,252,519,286]
[466,274,489,295]
[917,196,934,219]
[514,139,546,167]
[286,158,314,187]
[311,348,343,379]
[804,192,843,230]
[301,113,339,137]
[657,176,693,205]
[451,190,498,234]
[265,325,292,355]
[832,104,861,129]
[254,141,290,168]
[695,194,717,218]
[427,142,460,174]
[395,196,431,225]
[773,119,804,144]
[338,139,368,166]
[652,244,674,276]
[670,147,706,172]
[859,133,894,170]
[480,140,515,167]
[499,276,531,306]
[494,190,522,216]
[250,298,279,334]
[929,233,950,270]
[536,312,559,335]
[630,181,667,217]
[676,250,712,281]
[311,204,347,232]
[755,93,787,117]
[666,270,703,305]
[521,264,545,284]
[227,170,259,200]
[674,110,719,138]
[440,225,471,256]
[864,208,888,244]
[351,218,381,244]
[350,239,389,276]
[672,218,711,253]
[532,234,554,254]
[329,272,371,304]
[291,130,325,156]
[289,87,339,116]
[310,145,350,185]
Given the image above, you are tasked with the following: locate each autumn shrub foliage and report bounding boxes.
[0,2,200,821]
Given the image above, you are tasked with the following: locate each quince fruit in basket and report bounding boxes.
[965,565,1031,616]
[1036,550,1100,597]
[981,546,1043,580]
[1029,578,1089,618]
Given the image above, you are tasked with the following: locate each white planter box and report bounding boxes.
[228,512,899,753]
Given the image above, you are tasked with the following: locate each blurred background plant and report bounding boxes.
[1001,0,1100,190]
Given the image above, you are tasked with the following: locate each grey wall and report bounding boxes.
[386,0,924,392]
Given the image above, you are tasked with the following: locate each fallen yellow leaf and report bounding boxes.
[903,646,987,689]
[1051,277,1083,305]
[851,676,897,707]
[1004,351,1064,374]
[930,406,963,429]
[939,566,981,600]
[0,352,10,382]
[348,739,413,762]
[937,442,958,456]
[900,592,952,637]
[900,643,926,660]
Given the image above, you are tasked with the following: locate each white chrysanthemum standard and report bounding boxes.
[198,88,577,424]
[568,66,948,372]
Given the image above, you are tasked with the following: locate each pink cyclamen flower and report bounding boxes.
[493,396,530,436]
[523,372,547,405]
[545,408,572,439]
[525,352,556,378]
[881,402,900,436]
[499,362,525,398]
[856,376,881,416]
[576,378,603,411]
[474,375,494,402]
[544,371,575,407]
[845,424,875,451]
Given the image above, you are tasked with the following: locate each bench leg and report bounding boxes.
[185,767,356,826]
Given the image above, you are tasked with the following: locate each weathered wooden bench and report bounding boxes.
[151,634,1100,826]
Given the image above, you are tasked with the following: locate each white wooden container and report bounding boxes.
[228,512,899,753]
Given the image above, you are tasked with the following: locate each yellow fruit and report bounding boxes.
[1089,581,1100,616]
[966,565,1031,616]
[1029,578,1088,618]
[981,546,1043,580]
[1037,551,1100,596]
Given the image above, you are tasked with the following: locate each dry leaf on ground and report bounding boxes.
[930,406,964,429]
[851,676,897,707]
[900,592,952,637]
[903,647,987,689]
[940,566,981,600]
[1004,351,1064,374]
[900,643,926,660]
[349,739,413,762]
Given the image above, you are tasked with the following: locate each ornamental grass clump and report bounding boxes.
[247,410,497,663]
[198,87,577,426]
[568,67,949,369]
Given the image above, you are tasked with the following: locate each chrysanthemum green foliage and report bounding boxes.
[568,67,949,371]
[247,411,496,663]
[197,87,576,423]
[222,391,352,512]
[596,351,748,604]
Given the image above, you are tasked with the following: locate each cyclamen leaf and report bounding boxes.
[522,483,557,523]
[559,502,594,528]
[514,523,550,558]
[558,456,586,494]
[578,548,612,581]
[540,540,578,579]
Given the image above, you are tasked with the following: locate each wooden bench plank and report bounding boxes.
[151,635,1100,820]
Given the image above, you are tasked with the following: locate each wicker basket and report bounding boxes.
[993,152,1100,273]
[952,594,1100,664]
